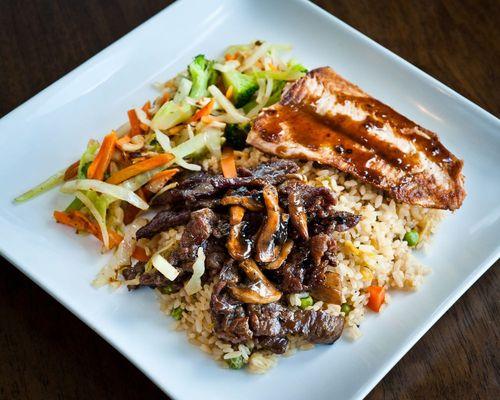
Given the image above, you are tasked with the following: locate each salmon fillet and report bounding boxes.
[247,67,465,210]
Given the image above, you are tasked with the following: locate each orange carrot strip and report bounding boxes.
[54,210,88,232]
[87,131,117,180]
[142,101,151,117]
[106,153,174,185]
[64,160,79,181]
[221,147,237,178]
[132,246,149,262]
[75,211,122,248]
[225,53,236,61]
[53,210,122,249]
[149,168,179,184]
[366,286,385,312]
[159,92,171,107]
[128,109,142,136]
[107,230,124,249]
[146,168,179,193]
[191,98,215,122]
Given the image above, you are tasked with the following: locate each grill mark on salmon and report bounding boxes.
[248,67,465,210]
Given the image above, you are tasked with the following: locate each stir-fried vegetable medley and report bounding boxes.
[14,40,307,260]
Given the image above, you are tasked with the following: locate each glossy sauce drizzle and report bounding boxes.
[257,95,456,183]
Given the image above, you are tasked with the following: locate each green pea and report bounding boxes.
[160,283,176,295]
[341,303,353,315]
[300,295,314,309]
[403,230,419,247]
[227,355,245,370]
[171,307,184,320]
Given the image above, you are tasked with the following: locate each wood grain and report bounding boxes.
[0,1,498,399]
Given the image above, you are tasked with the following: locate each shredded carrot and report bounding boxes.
[221,147,237,178]
[128,109,142,136]
[366,286,385,312]
[268,63,277,71]
[191,98,215,122]
[149,168,179,184]
[106,153,174,185]
[225,52,240,61]
[158,92,171,107]
[54,210,88,232]
[53,210,122,249]
[87,131,117,180]
[132,245,149,262]
[139,123,149,131]
[225,85,234,100]
[64,160,79,181]
[146,168,179,192]
[142,100,151,117]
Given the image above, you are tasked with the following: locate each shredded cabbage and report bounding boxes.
[213,60,240,72]
[251,63,307,81]
[14,169,65,203]
[175,157,202,171]
[247,78,273,118]
[208,85,249,124]
[93,217,148,287]
[75,191,110,249]
[226,43,252,54]
[152,253,179,281]
[172,129,224,160]
[184,247,206,295]
[150,100,193,130]
[155,129,201,171]
[173,78,193,103]
[239,42,272,71]
[61,179,149,210]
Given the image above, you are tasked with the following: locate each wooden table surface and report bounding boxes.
[1,1,498,399]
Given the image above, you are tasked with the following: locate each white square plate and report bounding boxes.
[1,0,499,399]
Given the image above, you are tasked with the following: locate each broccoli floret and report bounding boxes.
[222,70,259,108]
[188,55,216,99]
[224,123,250,150]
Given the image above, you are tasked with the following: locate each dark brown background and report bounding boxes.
[0,1,498,399]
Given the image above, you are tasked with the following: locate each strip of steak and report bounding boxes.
[136,210,191,239]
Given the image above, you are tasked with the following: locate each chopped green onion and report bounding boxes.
[227,355,245,370]
[14,169,65,203]
[299,295,314,309]
[171,307,183,320]
[403,230,419,247]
